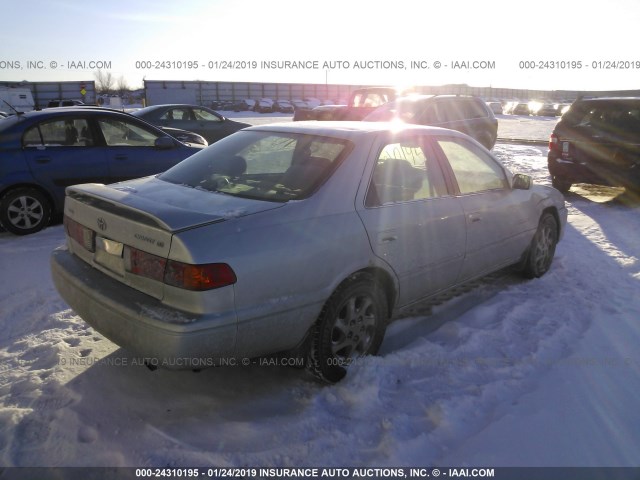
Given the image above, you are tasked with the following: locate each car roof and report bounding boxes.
[138,104,206,109]
[245,121,464,138]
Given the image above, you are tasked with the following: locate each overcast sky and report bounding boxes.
[2,0,640,91]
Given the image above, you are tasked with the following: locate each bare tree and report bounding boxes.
[94,70,114,95]
[116,75,130,98]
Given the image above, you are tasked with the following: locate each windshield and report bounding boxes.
[159,130,353,202]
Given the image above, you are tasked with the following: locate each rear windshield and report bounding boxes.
[159,130,352,202]
[563,100,640,130]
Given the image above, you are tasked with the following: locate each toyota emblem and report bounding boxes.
[97,217,107,231]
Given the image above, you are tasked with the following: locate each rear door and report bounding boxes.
[22,115,107,204]
[356,134,467,306]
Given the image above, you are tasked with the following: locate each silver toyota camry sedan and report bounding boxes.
[51,122,567,382]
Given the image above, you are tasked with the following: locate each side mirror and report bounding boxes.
[155,136,175,150]
[512,173,532,190]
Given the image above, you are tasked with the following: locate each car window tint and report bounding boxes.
[460,99,488,119]
[23,118,93,147]
[161,108,191,121]
[99,119,160,147]
[437,138,507,194]
[193,108,221,122]
[566,101,640,132]
[159,131,351,202]
[366,138,448,206]
[23,125,43,146]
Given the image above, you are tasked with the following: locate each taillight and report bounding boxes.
[124,247,166,282]
[164,261,237,291]
[64,216,95,252]
[549,132,559,151]
[124,246,236,291]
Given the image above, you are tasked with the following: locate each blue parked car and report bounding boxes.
[0,108,204,235]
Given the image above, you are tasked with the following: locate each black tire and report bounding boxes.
[476,131,495,150]
[0,188,52,235]
[306,273,388,383]
[522,213,559,279]
[551,176,572,193]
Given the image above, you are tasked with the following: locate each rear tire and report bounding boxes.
[551,176,572,193]
[306,273,388,383]
[522,213,558,278]
[0,188,52,235]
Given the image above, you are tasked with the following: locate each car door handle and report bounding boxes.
[468,213,482,223]
[380,235,398,243]
[35,156,51,164]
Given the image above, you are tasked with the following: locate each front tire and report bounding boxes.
[522,213,558,278]
[306,273,388,383]
[0,188,52,235]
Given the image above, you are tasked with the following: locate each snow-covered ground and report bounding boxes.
[1,117,639,470]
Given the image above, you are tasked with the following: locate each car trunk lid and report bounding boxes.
[63,177,284,299]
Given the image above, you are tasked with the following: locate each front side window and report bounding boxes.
[437,138,507,194]
[159,131,352,202]
[366,137,448,206]
[23,118,93,147]
[98,119,160,147]
[160,108,191,121]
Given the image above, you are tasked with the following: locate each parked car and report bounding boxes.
[534,103,561,117]
[365,95,498,149]
[486,101,503,115]
[47,99,86,108]
[273,99,294,113]
[548,97,640,193]
[292,99,314,120]
[235,99,256,112]
[512,103,531,115]
[255,98,274,113]
[0,108,204,235]
[51,122,566,383]
[131,104,250,144]
[299,87,400,122]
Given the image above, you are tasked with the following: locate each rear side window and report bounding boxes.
[366,137,448,206]
[436,99,488,122]
[23,118,93,147]
[437,137,507,194]
[563,101,640,132]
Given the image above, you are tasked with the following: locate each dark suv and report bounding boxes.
[364,95,498,149]
[548,97,640,193]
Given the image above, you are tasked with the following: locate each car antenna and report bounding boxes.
[1,99,22,116]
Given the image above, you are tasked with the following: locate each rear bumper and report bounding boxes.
[548,152,640,187]
[51,247,237,369]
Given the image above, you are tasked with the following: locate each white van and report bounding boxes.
[0,87,35,113]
